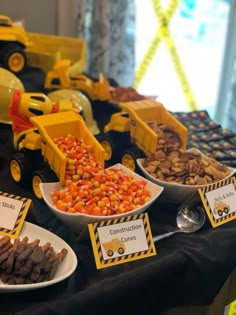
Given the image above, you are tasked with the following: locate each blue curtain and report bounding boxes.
[227,60,236,132]
[76,0,135,86]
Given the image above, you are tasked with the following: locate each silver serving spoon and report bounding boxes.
[153,205,206,243]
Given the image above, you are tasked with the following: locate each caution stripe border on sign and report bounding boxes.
[0,191,32,238]
[198,177,236,227]
[88,213,156,269]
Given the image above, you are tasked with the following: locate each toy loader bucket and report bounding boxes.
[26,32,86,73]
[93,73,111,101]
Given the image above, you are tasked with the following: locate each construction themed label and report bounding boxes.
[0,191,31,238]
[198,177,236,227]
[88,213,156,269]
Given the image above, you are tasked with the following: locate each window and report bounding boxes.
[135,0,230,118]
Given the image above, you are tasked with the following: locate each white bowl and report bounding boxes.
[40,163,164,233]
[137,149,236,204]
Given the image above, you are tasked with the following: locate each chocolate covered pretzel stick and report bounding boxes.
[0,235,68,285]
[0,238,19,265]
[48,248,68,280]
[31,246,55,281]
[5,237,29,273]
[14,239,40,270]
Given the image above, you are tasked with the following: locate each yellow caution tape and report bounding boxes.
[134,0,198,111]
[229,300,236,315]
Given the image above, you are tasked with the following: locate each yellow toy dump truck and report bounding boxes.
[44,59,111,101]
[99,99,188,171]
[102,239,125,257]
[214,201,230,217]
[0,15,86,75]
[9,106,104,199]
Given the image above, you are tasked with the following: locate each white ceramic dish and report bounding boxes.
[0,221,77,292]
[40,163,164,233]
[137,149,236,204]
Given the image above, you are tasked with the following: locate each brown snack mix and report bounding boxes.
[143,148,231,185]
[109,86,146,102]
[146,121,182,153]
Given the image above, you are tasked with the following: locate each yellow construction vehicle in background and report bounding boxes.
[44,59,112,101]
[0,15,86,75]
[0,15,31,74]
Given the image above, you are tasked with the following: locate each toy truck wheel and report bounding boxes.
[121,146,145,172]
[1,44,26,74]
[118,247,124,254]
[107,250,114,257]
[100,133,118,162]
[218,210,223,217]
[224,207,229,214]
[9,153,32,186]
[32,168,58,199]
[32,174,44,200]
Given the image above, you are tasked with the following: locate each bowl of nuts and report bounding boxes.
[40,163,164,233]
[137,148,236,204]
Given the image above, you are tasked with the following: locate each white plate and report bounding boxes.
[0,221,77,292]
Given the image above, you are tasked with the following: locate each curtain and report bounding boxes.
[76,0,135,87]
[227,59,236,133]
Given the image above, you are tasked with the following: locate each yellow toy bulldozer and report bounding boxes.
[44,59,111,101]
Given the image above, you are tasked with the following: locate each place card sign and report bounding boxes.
[182,176,236,228]
[88,213,156,269]
[198,176,236,227]
[0,191,32,238]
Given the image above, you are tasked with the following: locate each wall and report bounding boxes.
[0,0,79,36]
[0,0,57,34]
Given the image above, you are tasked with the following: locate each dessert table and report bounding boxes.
[0,68,236,315]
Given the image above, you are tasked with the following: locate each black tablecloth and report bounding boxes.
[1,68,236,315]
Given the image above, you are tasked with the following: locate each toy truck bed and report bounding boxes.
[26,32,86,73]
[29,111,104,184]
[120,99,188,156]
